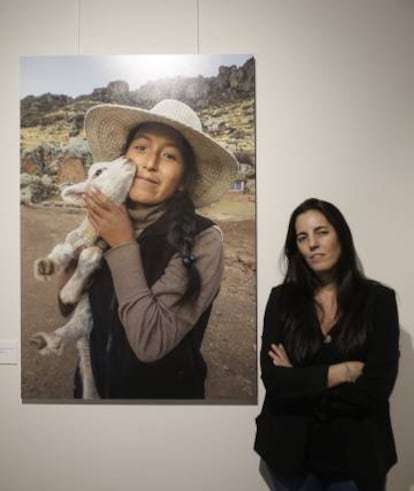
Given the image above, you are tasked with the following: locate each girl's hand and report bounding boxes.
[269,343,293,367]
[84,187,135,248]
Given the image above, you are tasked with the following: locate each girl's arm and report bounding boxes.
[105,226,224,362]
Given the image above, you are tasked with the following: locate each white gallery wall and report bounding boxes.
[1,0,413,490]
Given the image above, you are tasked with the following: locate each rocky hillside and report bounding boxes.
[20,57,255,204]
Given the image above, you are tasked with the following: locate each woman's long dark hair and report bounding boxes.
[281,198,372,365]
[124,122,201,303]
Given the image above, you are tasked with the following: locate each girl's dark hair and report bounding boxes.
[124,122,201,303]
[281,198,371,364]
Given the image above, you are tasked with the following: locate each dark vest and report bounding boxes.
[88,213,215,399]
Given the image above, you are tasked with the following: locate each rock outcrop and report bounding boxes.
[21,137,92,204]
[21,57,255,127]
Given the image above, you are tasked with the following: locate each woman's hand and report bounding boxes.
[84,187,135,248]
[328,361,365,388]
[268,343,293,367]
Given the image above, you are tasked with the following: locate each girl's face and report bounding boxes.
[126,124,186,205]
[295,209,342,281]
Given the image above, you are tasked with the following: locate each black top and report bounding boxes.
[254,281,399,490]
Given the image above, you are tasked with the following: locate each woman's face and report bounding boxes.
[125,124,186,205]
[295,209,342,281]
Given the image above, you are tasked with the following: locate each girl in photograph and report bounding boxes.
[255,198,399,491]
[61,99,238,399]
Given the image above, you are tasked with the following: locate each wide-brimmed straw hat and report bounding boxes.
[84,99,239,208]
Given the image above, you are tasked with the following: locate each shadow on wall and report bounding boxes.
[389,327,414,490]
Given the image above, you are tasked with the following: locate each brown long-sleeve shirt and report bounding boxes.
[104,225,224,362]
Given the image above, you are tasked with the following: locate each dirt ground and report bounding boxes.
[20,192,256,403]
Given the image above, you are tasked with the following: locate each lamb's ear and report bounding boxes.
[61,182,88,205]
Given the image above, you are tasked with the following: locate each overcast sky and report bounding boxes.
[20,54,252,98]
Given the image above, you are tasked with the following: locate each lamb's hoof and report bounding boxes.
[83,386,100,400]
[33,258,55,281]
[30,332,64,356]
[30,333,47,350]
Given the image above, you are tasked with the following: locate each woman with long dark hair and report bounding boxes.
[255,198,399,490]
[61,99,238,399]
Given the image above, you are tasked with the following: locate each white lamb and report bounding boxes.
[31,156,136,399]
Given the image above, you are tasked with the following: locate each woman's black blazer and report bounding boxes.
[254,282,399,487]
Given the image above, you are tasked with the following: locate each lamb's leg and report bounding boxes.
[31,294,92,356]
[77,337,99,400]
[59,246,103,305]
[34,242,75,281]
[30,330,65,355]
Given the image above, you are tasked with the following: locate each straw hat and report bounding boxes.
[84,99,239,208]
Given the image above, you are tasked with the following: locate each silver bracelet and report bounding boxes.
[344,363,356,383]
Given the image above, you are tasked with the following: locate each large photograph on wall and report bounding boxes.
[20,54,256,403]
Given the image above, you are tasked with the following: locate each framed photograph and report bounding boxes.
[20,54,256,403]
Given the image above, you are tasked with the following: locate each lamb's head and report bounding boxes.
[61,157,136,206]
